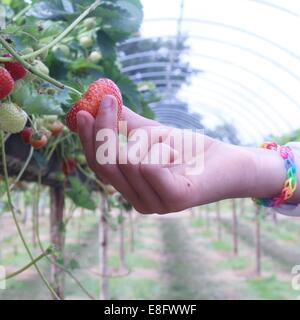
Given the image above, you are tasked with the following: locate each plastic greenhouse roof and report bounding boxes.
[121,0,300,145]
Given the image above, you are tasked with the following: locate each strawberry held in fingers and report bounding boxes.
[66,78,123,132]
[0,67,14,100]
[3,54,27,81]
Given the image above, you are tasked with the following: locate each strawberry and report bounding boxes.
[61,159,76,176]
[83,17,97,30]
[32,60,49,75]
[55,172,65,182]
[76,154,87,165]
[53,44,70,57]
[0,67,14,99]
[30,131,48,149]
[25,60,49,80]
[49,121,64,137]
[21,127,33,144]
[79,35,93,48]
[3,54,27,81]
[88,51,102,63]
[66,78,123,132]
[0,102,27,133]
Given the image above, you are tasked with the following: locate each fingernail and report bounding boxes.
[101,95,114,109]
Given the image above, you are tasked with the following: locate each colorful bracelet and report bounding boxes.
[253,142,297,207]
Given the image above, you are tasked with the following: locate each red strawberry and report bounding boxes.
[62,159,76,176]
[50,121,64,137]
[30,131,48,149]
[21,127,33,144]
[3,54,27,81]
[0,67,14,99]
[66,78,123,132]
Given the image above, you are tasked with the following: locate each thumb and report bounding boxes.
[94,95,161,135]
[94,95,118,133]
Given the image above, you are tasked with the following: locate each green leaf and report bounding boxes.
[96,0,143,41]
[115,0,143,32]
[69,57,104,72]
[116,75,141,111]
[117,213,125,224]
[26,95,64,115]
[66,177,96,210]
[27,0,74,20]
[56,257,65,266]
[68,258,80,270]
[11,83,64,115]
[108,196,120,208]
[141,104,155,120]
[40,20,65,39]
[96,30,116,59]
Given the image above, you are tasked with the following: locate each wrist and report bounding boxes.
[196,140,298,205]
[212,144,286,200]
[249,147,286,199]
[197,142,260,202]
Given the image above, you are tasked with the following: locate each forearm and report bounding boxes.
[198,141,300,204]
[220,143,300,203]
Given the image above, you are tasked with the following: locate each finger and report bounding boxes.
[143,142,177,166]
[94,95,140,205]
[126,126,172,158]
[140,143,178,202]
[121,106,161,134]
[118,132,165,213]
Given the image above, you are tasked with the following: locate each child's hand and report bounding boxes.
[76,95,290,213]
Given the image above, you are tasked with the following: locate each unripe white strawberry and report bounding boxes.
[33,60,49,75]
[79,35,93,48]
[0,103,28,133]
[53,44,70,57]
[83,17,97,30]
[88,51,102,63]
[25,60,49,80]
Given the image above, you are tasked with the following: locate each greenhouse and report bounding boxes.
[0,0,300,302]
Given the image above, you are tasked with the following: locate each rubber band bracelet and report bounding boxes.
[253,142,297,207]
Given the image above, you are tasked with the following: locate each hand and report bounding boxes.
[77,95,290,213]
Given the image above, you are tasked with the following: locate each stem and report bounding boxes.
[4,133,11,143]
[64,85,82,96]
[45,133,72,161]
[0,49,79,96]
[99,195,109,300]
[9,147,34,191]
[12,4,31,22]
[0,35,65,89]
[0,0,101,62]
[76,163,107,191]
[34,172,96,300]
[0,130,61,300]
[4,249,52,280]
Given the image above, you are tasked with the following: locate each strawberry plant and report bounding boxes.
[0,0,146,300]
